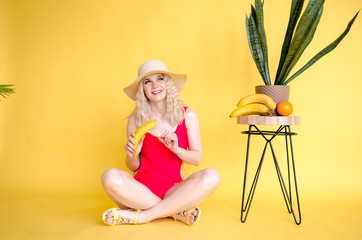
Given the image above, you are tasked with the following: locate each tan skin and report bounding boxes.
[102,73,219,225]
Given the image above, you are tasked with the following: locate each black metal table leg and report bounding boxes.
[241,125,268,222]
[240,125,302,225]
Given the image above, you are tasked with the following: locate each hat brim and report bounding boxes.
[123,70,187,101]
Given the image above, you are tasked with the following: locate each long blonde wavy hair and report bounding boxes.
[131,74,185,128]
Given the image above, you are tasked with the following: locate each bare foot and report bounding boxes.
[173,208,201,225]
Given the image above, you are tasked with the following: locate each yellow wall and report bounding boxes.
[1,0,361,203]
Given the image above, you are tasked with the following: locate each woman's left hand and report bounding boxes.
[160,130,180,154]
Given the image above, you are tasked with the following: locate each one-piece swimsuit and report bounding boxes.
[133,107,189,199]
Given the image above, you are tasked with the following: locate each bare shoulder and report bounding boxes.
[185,107,200,128]
[185,107,198,119]
[127,115,137,135]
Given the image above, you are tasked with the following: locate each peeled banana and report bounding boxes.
[237,94,276,110]
[133,120,157,157]
[229,103,271,118]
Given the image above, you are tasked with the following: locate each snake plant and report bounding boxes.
[0,84,15,101]
[246,0,359,85]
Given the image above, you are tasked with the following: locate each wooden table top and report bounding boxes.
[237,116,301,126]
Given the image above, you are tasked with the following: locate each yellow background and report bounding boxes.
[1,0,361,239]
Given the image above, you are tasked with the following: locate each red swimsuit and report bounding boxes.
[133,108,189,199]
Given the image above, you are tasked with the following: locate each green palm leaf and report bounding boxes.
[0,84,15,100]
[283,10,360,85]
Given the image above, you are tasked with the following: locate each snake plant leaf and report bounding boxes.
[0,84,15,99]
[250,4,270,84]
[277,0,324,84]
[295,0,322,33]
[283,10,360,85]
[277,0,323,84]
[254,0,271,85]
[246,14,267,84]
[251,5,257,26]
[275,0,305,84]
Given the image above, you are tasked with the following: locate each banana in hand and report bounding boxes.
[133,120,157,158]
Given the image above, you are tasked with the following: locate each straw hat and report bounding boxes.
[123,60,187,101]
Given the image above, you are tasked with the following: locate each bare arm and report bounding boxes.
[124,116,143,171]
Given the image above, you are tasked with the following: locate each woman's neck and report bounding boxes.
[149,101,176,131]
[150,101,167,119]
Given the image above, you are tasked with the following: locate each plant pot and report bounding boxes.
[255,85,290,116]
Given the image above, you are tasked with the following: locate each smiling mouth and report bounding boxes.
[152,90,162,95]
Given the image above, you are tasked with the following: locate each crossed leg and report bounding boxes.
[101,168,220,225]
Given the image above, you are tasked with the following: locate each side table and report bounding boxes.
[237,115,302,225]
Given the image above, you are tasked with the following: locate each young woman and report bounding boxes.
[101,60,220,226]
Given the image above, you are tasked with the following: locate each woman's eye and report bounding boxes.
[144,80,151,84]
[158,77,164,81]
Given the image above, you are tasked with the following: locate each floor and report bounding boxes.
[1,191,361,240]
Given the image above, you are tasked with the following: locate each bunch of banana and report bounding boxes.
[229,94,276,118]
[133,120,157,158]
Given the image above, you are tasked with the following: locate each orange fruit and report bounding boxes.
[276,101,293,116]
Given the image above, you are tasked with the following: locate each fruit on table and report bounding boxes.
[276,101,293,116]
[229,93,276,118]
[229,103,272,118]
[237,93,276,110]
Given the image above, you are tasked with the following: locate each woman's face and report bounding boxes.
[142,73,167,102]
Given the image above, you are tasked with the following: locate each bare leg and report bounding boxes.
[138,168,220,223]
[101,168,161,210]
[101,168,220,225]
[101,168,196,225]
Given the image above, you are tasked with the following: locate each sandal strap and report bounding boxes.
[134,210,140,224]
[103,208,140,225]
[111,208,119,226]
[186,209,191,225]
[186,208,201,226]
[173,208,201,226]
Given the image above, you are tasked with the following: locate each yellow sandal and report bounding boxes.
[102,208,140,226]
[173,207,201,226]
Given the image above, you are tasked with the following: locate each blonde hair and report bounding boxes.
[131,74,185,128]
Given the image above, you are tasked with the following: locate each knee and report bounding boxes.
[200,168,220,191]
[101,168,127,189]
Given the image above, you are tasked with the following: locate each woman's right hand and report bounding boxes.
[124,133,144,160]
